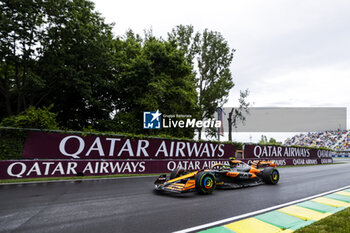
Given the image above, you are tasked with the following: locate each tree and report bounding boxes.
[269,137,277,144]
[227,89,250,141]
[111,33,199,138]
[1,2,200,137]
[1,0,118,129]
[258,135,278,144]
[168,25,235,139]
[168,25,200,64]
[37,0,117,129]
[0,0,45,118]
[259,135,268,144]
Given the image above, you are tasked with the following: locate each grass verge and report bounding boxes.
[295,207,350,233]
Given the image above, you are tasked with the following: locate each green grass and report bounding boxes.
[295,207,350,233]
[0,173,164,184]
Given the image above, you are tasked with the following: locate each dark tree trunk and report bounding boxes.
[228,108,233,141]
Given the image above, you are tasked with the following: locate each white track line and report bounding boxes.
[173,185,350,233]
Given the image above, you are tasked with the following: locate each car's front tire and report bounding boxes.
[262,167,279,185]
[195,172,216,194]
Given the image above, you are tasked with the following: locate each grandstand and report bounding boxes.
[284,130,350,157]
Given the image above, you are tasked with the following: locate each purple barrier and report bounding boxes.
[1,132,334,180]
[0,159,229,179]
[0,157,334,179]
[23,132,236,160]
[242,158,333,166]
[243,145,333,160]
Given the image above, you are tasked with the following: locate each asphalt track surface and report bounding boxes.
[1,159,350,233]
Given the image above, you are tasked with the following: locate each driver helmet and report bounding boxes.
[229,157,237,167]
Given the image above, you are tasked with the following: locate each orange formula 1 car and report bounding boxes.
[154,158,279,194]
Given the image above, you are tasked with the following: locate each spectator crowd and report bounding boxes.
[284,130,350,151]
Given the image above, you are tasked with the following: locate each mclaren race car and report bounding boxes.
[154,158,279,194]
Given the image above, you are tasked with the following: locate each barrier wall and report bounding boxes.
[23,132,235,159]
[0,132,234,179]
[0,159,230,179]
[0,132,333,179]
[242,144,333,166]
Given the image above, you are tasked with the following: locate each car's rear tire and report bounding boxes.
[195,172,216,194]
[170,167,185,180]
[262,167,279,184]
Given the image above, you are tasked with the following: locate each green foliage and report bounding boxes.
[269,137,277,143]
[0,0,46,118]
[169,25,235,139]
[168,25,200,63]
[0,105,59,129]
[0,0,117,130]
[1,2,200,138]
[0,129,25,160]
[37,0,117,129]
[0,103,61,161]
[0,105,59,159]
[258,135,281,145]
[112,33,199,138]
[258,135,269,144]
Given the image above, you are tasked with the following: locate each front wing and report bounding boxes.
[155,180,197,193]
